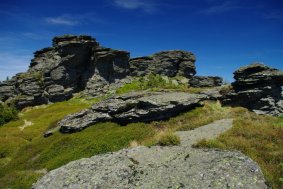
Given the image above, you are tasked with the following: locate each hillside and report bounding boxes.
[0,35,282,188]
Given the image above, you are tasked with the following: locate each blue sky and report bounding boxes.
[0,0,282,82]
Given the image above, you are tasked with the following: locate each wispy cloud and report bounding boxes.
[264,11,283,21]
[45,15,78,26]
[199,1,243,15]
[45,13,103,26]
[113,0,157,13]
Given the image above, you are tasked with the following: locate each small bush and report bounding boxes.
[116,74,186,94]
[156,131,180,146]
[0,104,18,125]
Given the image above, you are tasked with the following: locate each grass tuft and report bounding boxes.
[156,131,180,146]
[194,109,283,189]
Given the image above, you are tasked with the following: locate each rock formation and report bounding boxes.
[0,35,197,109]
[58,92,206,133]
[222,63,283,116]
[129,50,196,77]
[189,76,223,87]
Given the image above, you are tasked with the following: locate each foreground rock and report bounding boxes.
[222,63,283,116]
[58,92,206,133]
[33,119,267,189]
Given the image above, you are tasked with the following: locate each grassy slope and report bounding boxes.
[0,75,282,188]
[195,108,283,188]
[0,96,231,189]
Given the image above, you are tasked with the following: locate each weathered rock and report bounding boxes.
[0,34,201,109]
[222,63,283,116]
[0,79,16,102]
[33,119,267,189]
[0,35,131,108]
[189,76,223,87]
[58,92,206,133]
[130,50,196,78]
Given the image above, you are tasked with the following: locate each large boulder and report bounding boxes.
[222,63,283,116]
[58,92,206,133]
[189,76,223,88]
[130,50,196,78]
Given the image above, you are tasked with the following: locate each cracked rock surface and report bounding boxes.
[33,119,267,189]
[58,92,206,133]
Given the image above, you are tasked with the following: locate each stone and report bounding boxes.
[58,92,206,133]
[0,35,200,109]
[129,50,196,78]
[43,131,53,138]
[0,35,131,109]
[189,76,223,88]
[222,63,283,116]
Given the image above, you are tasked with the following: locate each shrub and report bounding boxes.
[116,74,186,94]
[156,131,181,146]
[0,104,18,125]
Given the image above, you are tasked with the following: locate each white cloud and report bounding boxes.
[45,15,78,26]
[199,1,243,15]
[113,0,156,13]
[45,13,103,26]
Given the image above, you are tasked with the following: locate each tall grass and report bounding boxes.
[194,108,283,189]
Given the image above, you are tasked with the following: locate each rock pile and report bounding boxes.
[222,63,283,116]
[58,91,206,133]
[129,50,196,77]
[189,76,223,87]
[0,35,198,109]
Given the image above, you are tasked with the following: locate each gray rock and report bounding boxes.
[130,50,196,78]
[33,119,267,189]
[58,92,206,133]
[222,63,283,116]
[189,76,223,87]
[0,35,131,109]
[0,34,201,109]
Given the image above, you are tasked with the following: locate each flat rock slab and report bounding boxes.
[58,92,207,133]
[33,119,267,189]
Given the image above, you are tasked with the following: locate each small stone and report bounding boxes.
[43,131,53,138]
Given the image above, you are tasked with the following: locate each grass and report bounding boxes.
[194,108,283,189]
[0,91,282,189]
[155,130,181,146]
[116,74,188,94]
[0,99,230,188]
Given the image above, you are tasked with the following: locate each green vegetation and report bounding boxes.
[0,104,18,126]
[116,74,187,94]
[194,108,283,189]
[0,99,231,188]
[155,130,180,146]
[18,71,44,87]
[0,90,282,188]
